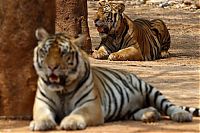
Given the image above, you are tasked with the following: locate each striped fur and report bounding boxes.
[92,1,171,61]
[30,28,199,131]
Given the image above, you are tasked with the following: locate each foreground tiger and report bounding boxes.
[30,28,199,131]
[92,1,171,61]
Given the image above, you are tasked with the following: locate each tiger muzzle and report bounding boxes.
[94,19,109,34]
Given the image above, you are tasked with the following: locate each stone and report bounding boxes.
[146,0,167,5]
[184,0,193,5]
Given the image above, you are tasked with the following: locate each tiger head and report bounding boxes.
[34,28,88,92]
[94,0,125,38]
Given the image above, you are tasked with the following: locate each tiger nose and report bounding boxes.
[94,18,99,23]
[94,18,100,27]
[48,65,59,71]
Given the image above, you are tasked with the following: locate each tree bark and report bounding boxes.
[0,0,55,119]
[56,0,92,54]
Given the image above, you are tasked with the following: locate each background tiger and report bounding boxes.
[92,0,171,61]
[30,28,199,131]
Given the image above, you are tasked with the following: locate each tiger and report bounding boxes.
[92,0,171,61]
[30,28,199,131]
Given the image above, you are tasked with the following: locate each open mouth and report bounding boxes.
[97,26,109,34]
[97,27,105,33]
[49,74,60,83]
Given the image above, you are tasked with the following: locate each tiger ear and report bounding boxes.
[71,34,86,48]
[35,27,49,42]
[117,3,125,14]
[99,0,108,6]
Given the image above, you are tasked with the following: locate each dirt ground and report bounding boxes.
[0,2,199,133]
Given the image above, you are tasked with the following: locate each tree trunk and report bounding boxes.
[56,0,92,54]
[0,0,55,119]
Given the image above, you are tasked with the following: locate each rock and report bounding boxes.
[125,0,147,5]
[184,0,193,6]
[146,0,166,5]
[159,1,170,8]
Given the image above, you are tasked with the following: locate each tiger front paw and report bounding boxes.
[92,50,108,59]
[108,53,121,61]
[29,119,57,131]
[60,115,87,130]
[171,111,192,122]
[161,51,170,58]
[141,109,161,123]
[92,46,109,59]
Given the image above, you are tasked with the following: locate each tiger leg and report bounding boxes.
[166,105,193,122]
[161,50,170,58]
[160,31,170,59]
[108,46,143,61]
[133,107,161,122]
[92,46,109,59]
[145,84,193,122]
[60,99,104,130]
[151,19,171,59]
[29,98,57,131]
